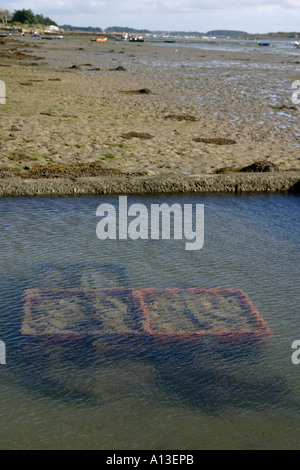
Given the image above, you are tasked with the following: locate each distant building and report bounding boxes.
[46,25,61,33]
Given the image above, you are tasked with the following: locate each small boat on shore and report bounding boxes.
[42,35,64,40]
[129,37,144,42]
[91,37,107,42]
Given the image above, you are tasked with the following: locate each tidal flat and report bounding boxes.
[0,36,299,195]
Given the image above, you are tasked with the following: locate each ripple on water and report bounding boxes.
[0,194,299,449]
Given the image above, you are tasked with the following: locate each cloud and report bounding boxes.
[3,0,300,13]
[1,0,299,31]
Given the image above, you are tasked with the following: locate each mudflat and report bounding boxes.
[0,36,299,195]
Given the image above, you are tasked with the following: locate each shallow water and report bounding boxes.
[153,38,300,55]
[0,193,299,450]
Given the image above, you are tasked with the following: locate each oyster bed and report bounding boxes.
[22,286,270,341]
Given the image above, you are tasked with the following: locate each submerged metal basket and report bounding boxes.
[22,287,271,348]
[135,288,271,346]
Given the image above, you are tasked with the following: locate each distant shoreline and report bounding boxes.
[1,24,299,40]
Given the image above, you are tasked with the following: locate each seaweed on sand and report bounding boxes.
[193,137,237,145]
[120,132,153,140]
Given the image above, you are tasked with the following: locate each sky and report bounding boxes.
[1,0,299,33]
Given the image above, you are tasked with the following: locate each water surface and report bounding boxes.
[0,193,299,449]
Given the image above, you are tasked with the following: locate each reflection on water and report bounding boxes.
[0,193,299,449]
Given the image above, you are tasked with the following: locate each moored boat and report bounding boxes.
[42,35,64,40]
[129,37,144,42]
[91,37,107,42]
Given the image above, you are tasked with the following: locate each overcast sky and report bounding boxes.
[1,0,299,33]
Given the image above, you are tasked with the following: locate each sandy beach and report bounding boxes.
[0,36,299,194]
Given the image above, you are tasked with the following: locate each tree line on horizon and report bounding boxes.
[0,7,298,38]
[0,8,57,26]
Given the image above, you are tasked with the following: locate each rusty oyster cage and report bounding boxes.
[135,288,271,346]
[22,287,271,349]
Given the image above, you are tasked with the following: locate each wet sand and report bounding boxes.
[0,36,299,195]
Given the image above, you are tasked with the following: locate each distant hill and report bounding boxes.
[56,26,298,39]
[61,25,103,32]
[152,30,204,35]
[105,26,151,33]
[207,30,248,36]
